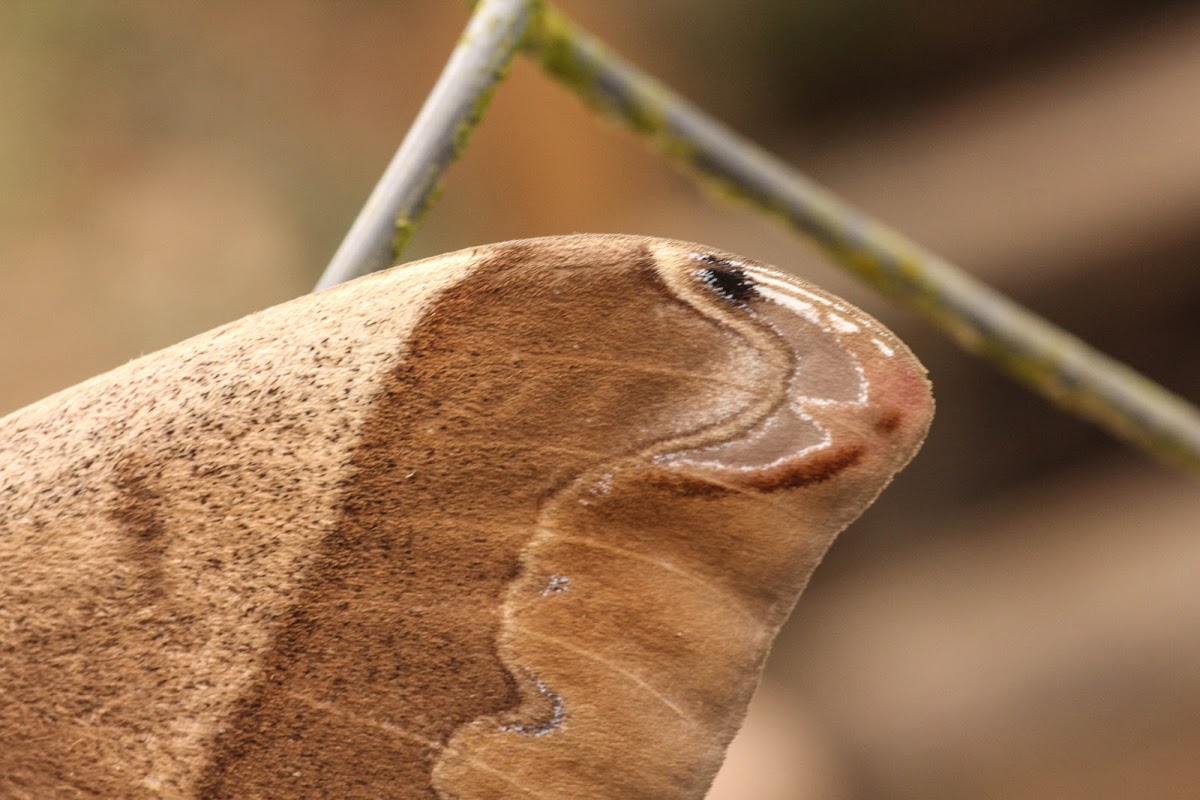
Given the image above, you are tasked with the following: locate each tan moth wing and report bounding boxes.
[0,234,932,798]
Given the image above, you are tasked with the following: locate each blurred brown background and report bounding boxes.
[3,1,1199,797]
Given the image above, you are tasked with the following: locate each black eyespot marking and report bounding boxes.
[696,256,757,304]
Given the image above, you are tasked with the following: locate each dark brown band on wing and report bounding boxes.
[195,237,756,798]
[109,456,169,599]
[738,444,865,491]
[648,444,864,498]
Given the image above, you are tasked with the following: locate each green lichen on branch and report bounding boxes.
[385,1,538,264]
[524,6,697,163]
[524,3,1200,475]
[315,0,537,290]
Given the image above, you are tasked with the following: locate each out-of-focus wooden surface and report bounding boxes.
[3,2,1198,797]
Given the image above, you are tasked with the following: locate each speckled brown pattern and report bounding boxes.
[0,235,933,798]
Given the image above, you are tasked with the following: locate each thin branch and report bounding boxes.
[524,5,1200,475]
[314,0,537,292]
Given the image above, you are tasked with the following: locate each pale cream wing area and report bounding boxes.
[0,235,933,799]
[0,249,480,798]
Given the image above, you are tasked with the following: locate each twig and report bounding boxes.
[524,5,1200,474]
[313,0,537,291]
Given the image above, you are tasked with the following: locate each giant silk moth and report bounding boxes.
[0,234,932,798]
